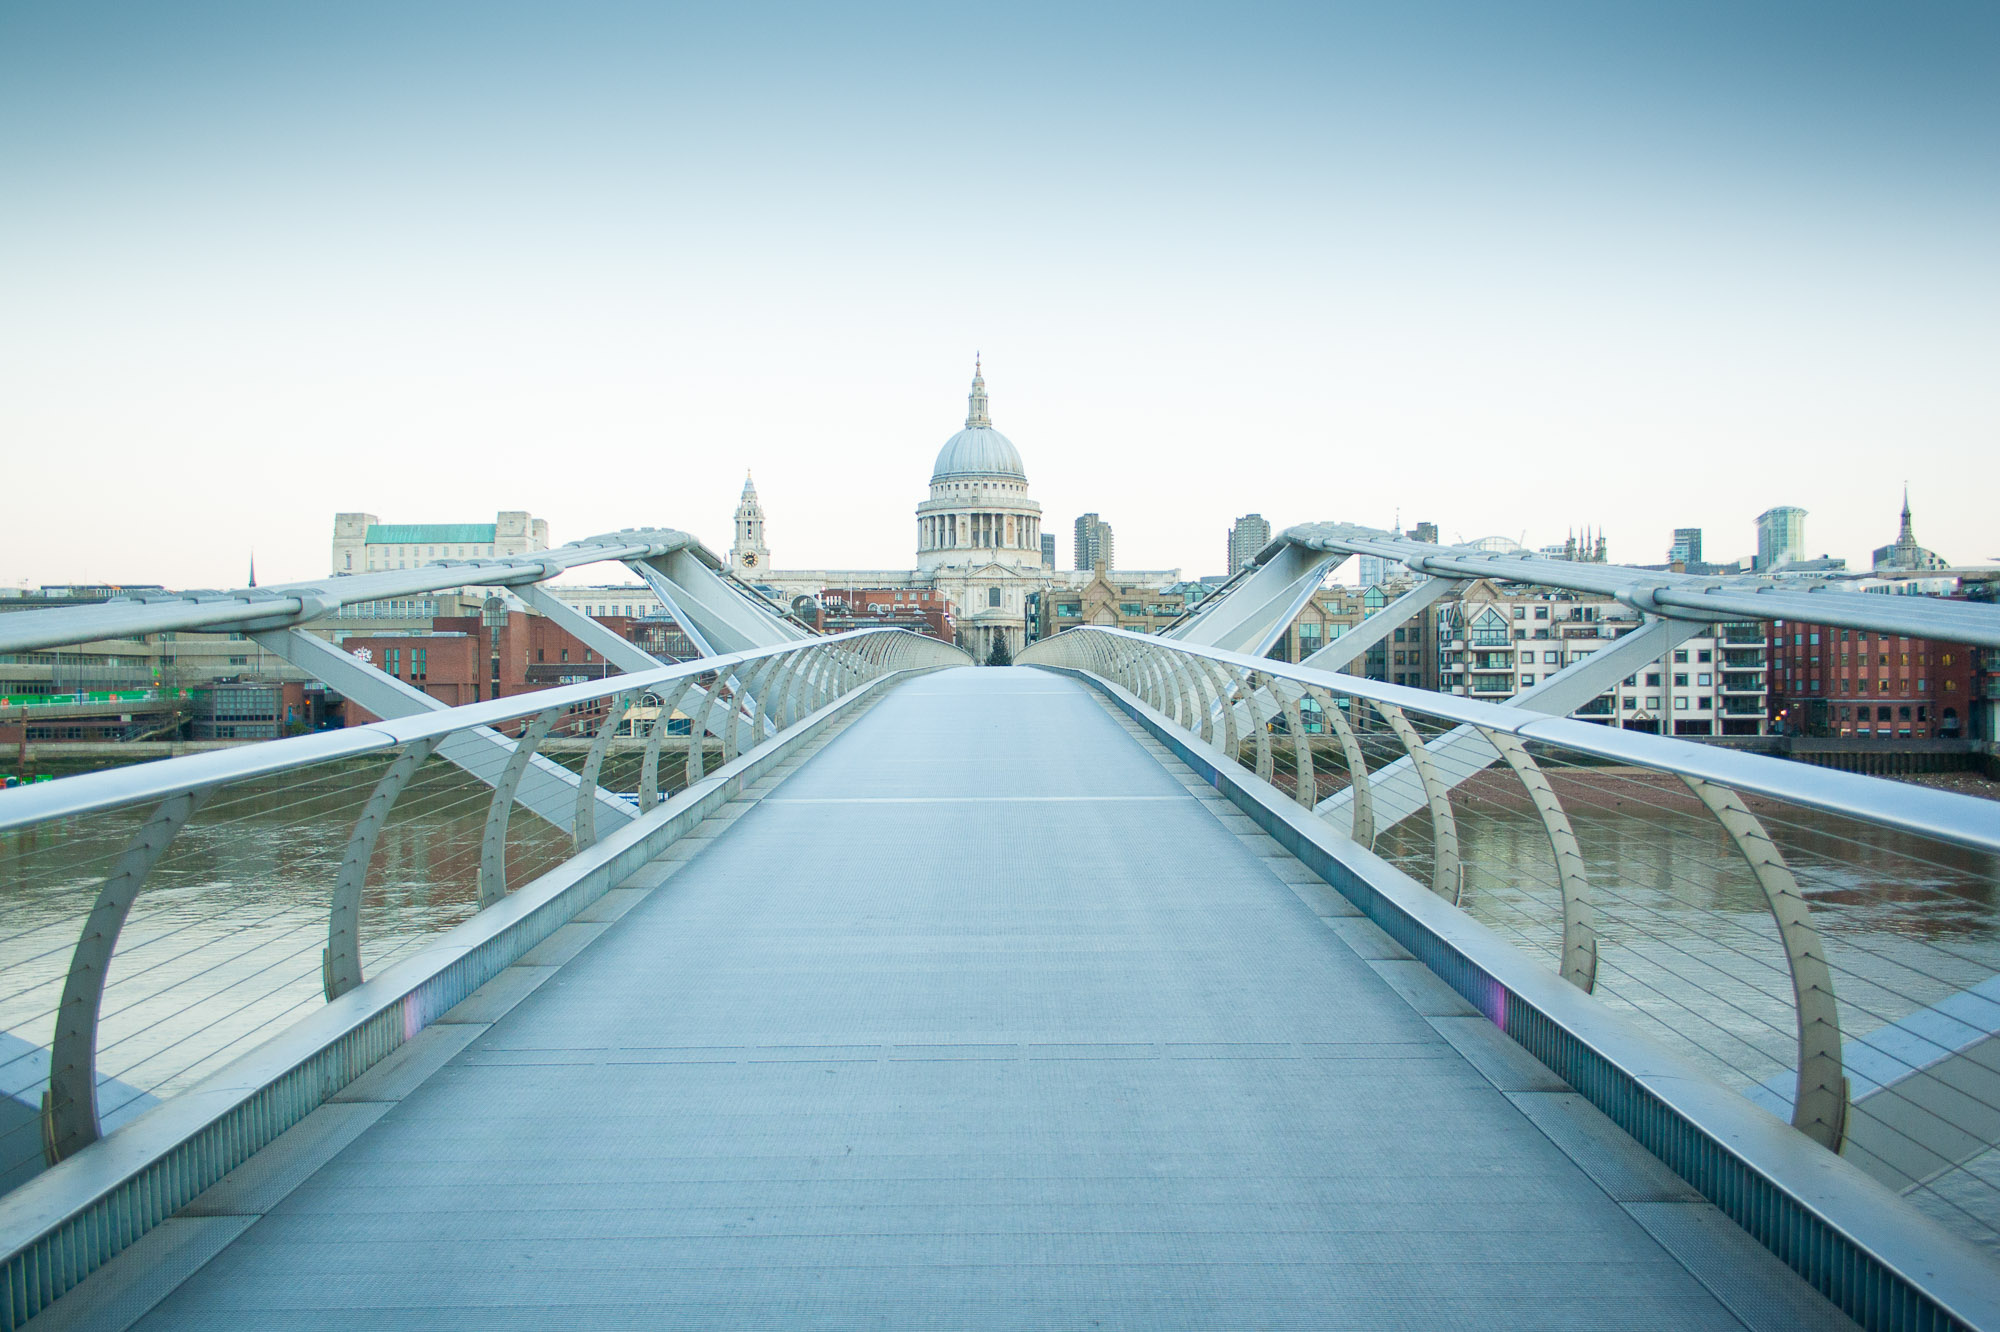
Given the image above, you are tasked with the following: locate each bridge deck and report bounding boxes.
[120,668,1845,1330]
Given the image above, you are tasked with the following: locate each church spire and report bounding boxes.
[1899,484,1914,543]
[966,354,991,429]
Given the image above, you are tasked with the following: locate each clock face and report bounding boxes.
[742,553,758,567]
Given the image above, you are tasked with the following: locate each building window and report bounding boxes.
[989,587,1002,608]
[1675,697,1689,710]
[1697,673,1711,686]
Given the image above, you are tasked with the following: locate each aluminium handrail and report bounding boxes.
[0,528,710,656]
[1041,626,2000,858]
[1280,522,2000,648]
[0,628,929,833]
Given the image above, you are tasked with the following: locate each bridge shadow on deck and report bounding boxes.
[114,668,1847,1331]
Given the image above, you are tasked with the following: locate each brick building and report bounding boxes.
[338,605,691,725]
[1766,619,1976,739]
[814,588,955,641]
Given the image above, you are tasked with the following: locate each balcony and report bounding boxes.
[1720,674,1765,694]
[1721,700,1768,716]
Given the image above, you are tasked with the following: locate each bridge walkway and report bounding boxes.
[104,667,1846,1330]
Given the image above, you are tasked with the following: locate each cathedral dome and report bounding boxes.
[930,358,1027,482]
[932,426,1025,482]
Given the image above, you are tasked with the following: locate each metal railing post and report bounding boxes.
[1681,775,1848,1152]
[43,786,213,1163]
[325,738,438,1000]
[575,691,637,850]
[1371,700,1461,903]
[1242,670,1276,783]
[1312,687,1374,846]
[1475,727,1596,992]
[479,707,563,907]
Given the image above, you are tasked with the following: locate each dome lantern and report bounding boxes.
[930,358,1026,482]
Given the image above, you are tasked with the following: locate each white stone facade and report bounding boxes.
[747,364,1176,659]
[1434,583,1768,735]
[331,511,548,575]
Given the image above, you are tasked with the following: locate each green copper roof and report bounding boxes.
[365,524,497,545]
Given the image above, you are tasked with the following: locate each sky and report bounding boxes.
[2,0,1995,591]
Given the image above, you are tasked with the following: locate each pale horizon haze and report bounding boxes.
[2,2,1994,591]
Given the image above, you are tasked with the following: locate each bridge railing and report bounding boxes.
[1021,627,2000,1281]
[0,627,965,1205]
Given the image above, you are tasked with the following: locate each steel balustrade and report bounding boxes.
[5,628,966,1166]
[324,735,440,1000]
[1474,727,1596,993]
[1021,624,2000,1156]
[1371,700,1463,905]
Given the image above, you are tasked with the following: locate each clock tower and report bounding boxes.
[729,472,771,576]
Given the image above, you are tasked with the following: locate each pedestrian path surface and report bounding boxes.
[122,668,1849,1330]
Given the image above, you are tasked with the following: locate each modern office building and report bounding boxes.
[1755,506,1807,571]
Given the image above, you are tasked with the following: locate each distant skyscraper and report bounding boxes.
[1357,555,1390,587]
[1227,514,1271,573]
[1670,527,1702,566]
[1407,521,1439,545]
[1756,506,1807,571]
[1074,513,1114,571]
[1041,533,1056,568]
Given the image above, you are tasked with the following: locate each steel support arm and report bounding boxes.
[1283,522,2000,649]
[251,627,631,834]
[512,584,663,673]
[1167,545,1342,656]
[1316,616,1704,831]
[0,528,706,655]
[625,548,808,657]
[1301,578,1465,672]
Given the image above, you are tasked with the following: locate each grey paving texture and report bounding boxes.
[122,667,1849,1330]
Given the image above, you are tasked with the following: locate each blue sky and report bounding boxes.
[2,1,1994,587]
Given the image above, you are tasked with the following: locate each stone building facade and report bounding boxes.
[743,364,1178,661]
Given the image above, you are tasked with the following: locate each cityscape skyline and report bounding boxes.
[2,2,1994,588]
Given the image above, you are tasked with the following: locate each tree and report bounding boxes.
[985,635,1013,667]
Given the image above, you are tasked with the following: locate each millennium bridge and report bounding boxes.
[2,525,1998,1329]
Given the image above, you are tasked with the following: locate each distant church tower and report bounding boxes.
[729,472,771,576]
